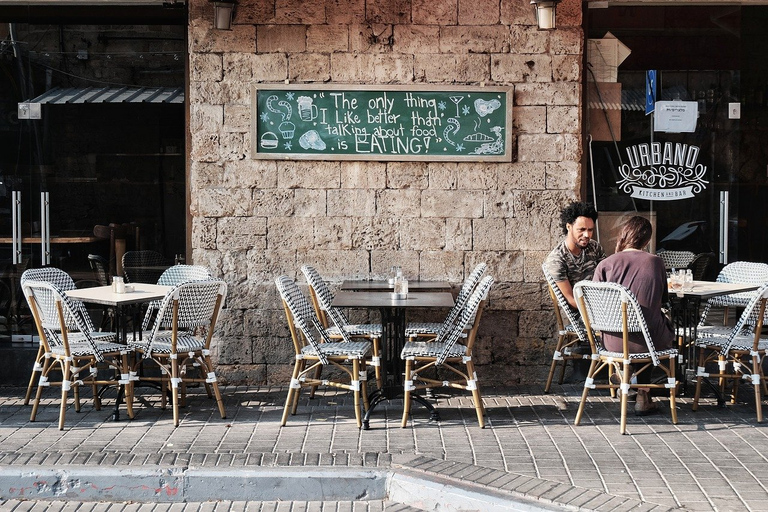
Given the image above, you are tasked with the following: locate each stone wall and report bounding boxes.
[187,0,585,385]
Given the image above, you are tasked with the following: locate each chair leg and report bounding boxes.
[23,344,44,406]
[753,355,763,423]
[59,361,71,431]
[282,360,303,426]
[171,356,180,427]
[290,359,306,416]
[122,354,135,420]
[352,359,362,428]
[202,354,226,420]
[308,366,322,399]
[692,349,706,412]
[401,359,414,428]
[360,369,370,412]
[30,358,53,422]
[574,358,597,426]
[544,335,565,393]
[372,337,382,390]
[669,360,678,425]
[466,359,484,428]
[619,362,630,435]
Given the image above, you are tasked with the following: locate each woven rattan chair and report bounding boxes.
[141,264,213,331]
[574,281,678,435]
[656,249,696,270]
[400,275,493,428]
[20,267,113,406]
[22,280,132,429]
[693,282,768,422]
[699,261,768,326]
[276,275,373,428]
[300,265,382,389]
[404,262,486,340]
[129,279,227,427]
[542,264,591,393]
[122,250,166,284]
[688,252,715,281]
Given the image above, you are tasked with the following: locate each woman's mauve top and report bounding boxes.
[591,250,675,354]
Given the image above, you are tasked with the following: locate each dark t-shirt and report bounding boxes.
[592,250,675,354]
[543,239,606,287]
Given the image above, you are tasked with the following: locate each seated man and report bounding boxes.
[543,201,606,311]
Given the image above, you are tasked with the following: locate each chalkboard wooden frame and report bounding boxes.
[251,84,513,162]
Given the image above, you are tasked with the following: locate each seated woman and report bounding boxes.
[592,216,675,415]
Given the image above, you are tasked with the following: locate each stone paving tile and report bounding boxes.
[4,384,768,510]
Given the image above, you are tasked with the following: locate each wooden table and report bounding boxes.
[332,289,455,429]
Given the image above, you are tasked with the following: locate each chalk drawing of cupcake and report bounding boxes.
[279,121,296,139]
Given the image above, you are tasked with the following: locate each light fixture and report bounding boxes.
[531,0,562,30]
[211,0,236,30]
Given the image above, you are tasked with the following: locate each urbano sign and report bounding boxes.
[616,141,708,201]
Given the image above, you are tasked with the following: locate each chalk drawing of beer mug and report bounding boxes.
[297,96,318,121]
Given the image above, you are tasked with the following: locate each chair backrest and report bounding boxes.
[688,252,715,281]
[20,267,97,333]
[574,280,661,365]
[716,261,768,285]
[142,265,214,330]
[122,250,166,283]
[88,254,111,286]
[145,279,227,355]
[541,264,587,343]
[435,262,486,336]
[436,275,494,366]
[22,280,104,360]
[300,265,350,330]
[720,282,768,355]
[656,249,696,270]
[276,275,343,366]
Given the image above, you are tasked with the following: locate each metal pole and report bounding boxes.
[12,191,21,265]
[719,190,729,264]
[40,191,50,265]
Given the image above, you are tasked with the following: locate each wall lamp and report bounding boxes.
[531,0,562,30]
[211,0,236,30]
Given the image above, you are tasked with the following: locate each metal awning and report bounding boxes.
[29,86,184,105]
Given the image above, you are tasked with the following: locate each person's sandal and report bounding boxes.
[609,368,637,401]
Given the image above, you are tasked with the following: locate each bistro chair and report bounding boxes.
[141,264,213,331]
[688,252,716,281]
[122,250,167,284]
[542,265,591,393]
[693,282,768,422]
[300,265,382,390]
[404,262,486,341]
[656,249,696,271]
[573,281,678,435]
[128,279,227,427]
[22,280,133,430]
[699,261,768,326]
[19,267,115,406]
[400,275,493,428]
[275,275,373,428]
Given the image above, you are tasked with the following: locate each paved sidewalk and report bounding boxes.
[1,383,767,511]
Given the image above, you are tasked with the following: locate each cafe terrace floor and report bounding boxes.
[1,382,767,511]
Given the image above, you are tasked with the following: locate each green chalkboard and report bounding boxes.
[251,84,513,162]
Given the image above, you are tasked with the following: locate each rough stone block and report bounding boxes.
[491,281,546,311]
[512,190,576,219]
[223,104,251,133]
[557,0,583,28]
[192,217,217,250]
[371,250,420,279]
[191,81,250,106]
[413,0,456,24]
[220,250,251,289]
[267,217,316,251]
[497,162,546,190]
[274,0,327,24]
[252,53,289,82]
[351,217,399,250]
[414,54,490,83]
[469,250,524,282]
[500,0,533,26]
[473,218,506,251]
[252,189,295,217]
[189,23,256,54]
[550,27,583,55]
[215,336,253,365]
[257,25,307,53]
[253,336,295,365]
[506,215,551,251]
[302,249,370,278]
[217,364,268,386]
[224,159,278,189]
[445,218,472,250]
[515,82,579,106]
[224,53,257,82]
[518,133,565,162]
[457,164,497,191]
[217,216,268,250]
[326,0,366,24]
[492,54,552,83]
[483,189,515,219]
[349,23,393,53]
[400,218,446,250]
[552,54,580,82]
[247,249,299,283]
[545,161,579,191]
[421,190,484,218]
[341,161,387,189]
[314,217,354,249]
[277,160,340,189]
[245,307,291,342]
[547,106,580,134]
[509,25,548,54]
[215,308,244,339]
[294,189,328,217]
[288,53,331,81]
[366,0,411,24]
[307,25,350,52]
[458,0,500,25]
[513,106,546,134]
[439,26,509,54]
[524,251,551,283]
[190,53,222,82]
[331,53,414,83]
[194,188,252,217]
[386,162,429,189]
[392,25,440,54]
[328,189,377,217]
[190,104,223,133]
[190,161,224,189]
[219,132,249,162]
[376,189,420,216]
[233,0,276,24]
[419,251,465,282]
[427,162,458,189]
[562,133,582,162]
[191,249,224,277]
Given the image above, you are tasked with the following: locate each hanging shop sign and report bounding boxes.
[616,140,708,201]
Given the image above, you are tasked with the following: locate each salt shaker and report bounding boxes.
[113,276,125,294]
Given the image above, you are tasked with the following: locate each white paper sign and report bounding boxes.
[654,101,698,133]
